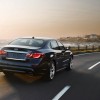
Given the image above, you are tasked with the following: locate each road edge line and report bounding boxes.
[74,52,100,56]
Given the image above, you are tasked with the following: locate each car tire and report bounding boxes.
[66,60,73,71]
[46,61,56,81]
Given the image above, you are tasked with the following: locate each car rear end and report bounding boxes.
[0,38,49,75]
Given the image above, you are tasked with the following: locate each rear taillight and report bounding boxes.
[0,50,6,55]
[26,53,44,59]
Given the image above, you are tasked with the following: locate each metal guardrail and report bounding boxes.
[67,45,100,53]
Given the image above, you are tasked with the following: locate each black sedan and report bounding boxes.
[0,37,73,80]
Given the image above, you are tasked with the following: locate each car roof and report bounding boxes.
[21,36,55,40]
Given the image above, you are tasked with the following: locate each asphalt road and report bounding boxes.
[0,52,100,100]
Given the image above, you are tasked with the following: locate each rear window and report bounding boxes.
[9,38,45,48]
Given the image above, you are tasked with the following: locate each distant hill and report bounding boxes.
[59,34,100,43]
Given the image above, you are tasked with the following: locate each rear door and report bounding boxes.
[50,40,63,70]
[57,41,70,67]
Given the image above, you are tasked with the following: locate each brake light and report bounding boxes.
[0,50,6,55]
[26,53,44,59]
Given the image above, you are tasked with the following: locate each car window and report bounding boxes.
[50,40,60,50]
[57,41,65,50]
[9,38,45,48]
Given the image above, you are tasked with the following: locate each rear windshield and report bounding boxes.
[9,38,45,48]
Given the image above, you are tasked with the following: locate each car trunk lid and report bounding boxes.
[2,45,40,61]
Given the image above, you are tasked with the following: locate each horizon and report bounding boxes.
[0,0,100,39]
[0,33,99,40]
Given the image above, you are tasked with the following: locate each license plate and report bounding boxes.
[7,52,26,60]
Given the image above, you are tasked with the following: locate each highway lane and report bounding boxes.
[0,52,100,100]
[61,53,100,100]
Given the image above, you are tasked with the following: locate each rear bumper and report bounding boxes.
[0,62,49,75]
[0,64,34,74]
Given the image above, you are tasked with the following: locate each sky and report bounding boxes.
[0,0,100,39]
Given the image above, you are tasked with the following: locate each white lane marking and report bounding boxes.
[52,86,71,100]
[88,62,100,70]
